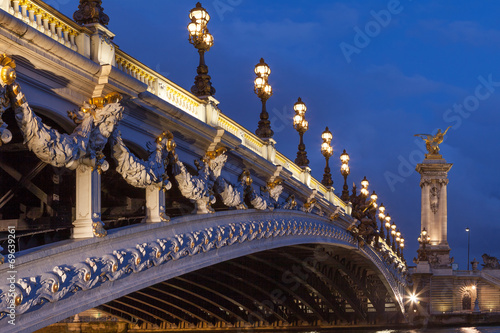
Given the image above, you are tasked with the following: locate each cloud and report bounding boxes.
[364,64,462,98]
[419,20,500,47]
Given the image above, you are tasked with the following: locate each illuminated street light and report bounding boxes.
[187,2,215,97]
[340,149,350,201]
[391,221,397,252]
[385,214,391,246]
[378,203,386,238]
[254,58,273,139]
[418,227,431,261]
[321,127,333,187]
[293,97,309,168]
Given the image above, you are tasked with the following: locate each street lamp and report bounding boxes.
[396,229,401,256]
[385,214,391,246]
[254,58,273,139]
[340,149,350,201]
[466,227,470,270]
[187,2,215,97]
[391,221,397,252]
[321,127,333,187]
[400,237,405,260]
[360,176,369,197]
[293,97,309,168]
[418,227,431,261]
[378,204,386,238]
[370,191,378,208]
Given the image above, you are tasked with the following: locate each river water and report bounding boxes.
[321,327,500,332]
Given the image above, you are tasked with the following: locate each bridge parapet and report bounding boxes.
[2,0,87,52]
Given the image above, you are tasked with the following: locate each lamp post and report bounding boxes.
[391,221,397,252]
[187,2,215,97]
[293,98,309,168]
[418,227,431,261]
[385,214,391,246]
[378,204,385,239]
[396,229,401,256]
[360,176,369,197]
[321,127,333,187]
[466,227,470,270]
[340,149,350,201]
[254,58,273,139]
[400,237,405,260]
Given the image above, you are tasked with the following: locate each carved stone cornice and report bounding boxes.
[73,0,110,26]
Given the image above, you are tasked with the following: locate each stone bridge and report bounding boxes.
[0,1,408,331]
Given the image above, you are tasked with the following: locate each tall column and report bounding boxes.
[72,164,106,238]
[416,156,452,265]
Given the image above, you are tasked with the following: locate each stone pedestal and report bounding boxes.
[416,156,452,266]
[72,164,105,238]
[145,185,168,223]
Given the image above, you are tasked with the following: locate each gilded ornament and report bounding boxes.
[1,65,16,85]
[52,282,59,293]
[135,257,141,265]
[414,126,451,157]
[84,272,91,282]
[156,251,161,258]
[112,264,118,272]
[15,294,22,306]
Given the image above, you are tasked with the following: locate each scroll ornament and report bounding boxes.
[171,148,227,214]
[214,170,250,210]
[112,130,175,189]
[10,82,123,171]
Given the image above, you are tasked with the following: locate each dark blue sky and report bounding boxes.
[57,0,500,269]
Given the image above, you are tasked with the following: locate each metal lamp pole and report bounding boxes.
[466,227,470,270]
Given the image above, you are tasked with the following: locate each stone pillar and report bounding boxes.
[145,185,168,223]
[72,164,105,238]
[416,156,452,264]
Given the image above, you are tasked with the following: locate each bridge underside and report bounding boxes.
[96,244,402,330]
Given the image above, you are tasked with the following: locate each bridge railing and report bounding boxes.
[3,0,85,52]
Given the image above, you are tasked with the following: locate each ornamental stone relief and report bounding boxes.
[429,185,440,214]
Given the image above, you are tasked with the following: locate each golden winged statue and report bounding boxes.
[414,126,451,156]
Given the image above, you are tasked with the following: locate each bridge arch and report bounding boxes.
[0,209,406,332]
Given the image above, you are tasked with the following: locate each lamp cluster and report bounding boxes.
[187,2,215,97]
[348,176,406,266]
[321,127,333,187]
[254,58,274,139]
[417,227,431,261]
[340,150,350,201]
[293,98,309,168]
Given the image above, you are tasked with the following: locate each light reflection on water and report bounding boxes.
[296,327,500,333]
[360,327,499,333]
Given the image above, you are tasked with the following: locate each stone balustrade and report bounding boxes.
[4,0,83,51]
[115,49,202,118]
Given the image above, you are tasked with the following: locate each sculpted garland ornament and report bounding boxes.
[171,147,227,214]
[112,131,175,189]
